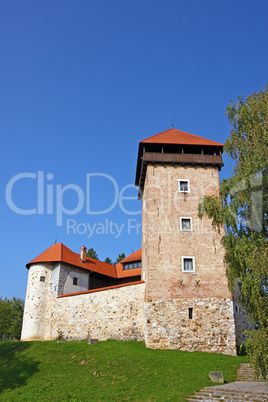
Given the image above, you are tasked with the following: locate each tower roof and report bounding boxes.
[140,128,223,146]
[135,128,224,194]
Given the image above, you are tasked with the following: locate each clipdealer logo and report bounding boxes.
[5,171,141,227]
[5,171,263,236]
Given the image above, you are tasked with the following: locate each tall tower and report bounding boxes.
[135,128,237,355]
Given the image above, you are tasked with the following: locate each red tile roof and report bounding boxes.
[115,248,142,278]
[121,248,141,263]
[140,128,223,146]
[26,243,117,277]
[26,243,141,279]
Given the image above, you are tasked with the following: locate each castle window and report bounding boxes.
[40,276,45,282]
[178,179,190,193]
[182,257,195,272]
[189,307,193,319]
[73,277,78,286]
[180,217,192,231]
[123,260,141,270]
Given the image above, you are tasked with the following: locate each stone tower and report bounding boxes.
[135,128,237,355]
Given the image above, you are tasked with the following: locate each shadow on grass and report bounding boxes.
[0,342,39,394]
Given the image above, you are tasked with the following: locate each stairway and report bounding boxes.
[187,363,267,401]
[236,363,264,382]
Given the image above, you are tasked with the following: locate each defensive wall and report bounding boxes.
[21,263,146,342]
[21,262,252,355]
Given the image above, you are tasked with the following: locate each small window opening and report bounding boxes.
[73,277,78,286]
[189,307,193,319]
[40,276,45,282]
[123,260,141,270]
[178,179,190,193]
[182,257,195,272]
[181,218,192,231]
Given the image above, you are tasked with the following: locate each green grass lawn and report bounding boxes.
[0,340,248,401]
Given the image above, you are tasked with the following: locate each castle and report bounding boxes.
[21,128,252,354]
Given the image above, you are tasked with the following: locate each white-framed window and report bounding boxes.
[180,217,192,231]
[181,256,195,272]
[178,179,190,193]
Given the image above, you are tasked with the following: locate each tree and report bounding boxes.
[86,248,99,260]
[104,257,112,264]
[0,297,24,341]
[114,253,125,264]
[199,85,268,378]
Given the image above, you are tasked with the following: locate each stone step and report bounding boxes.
[187,392,267,401]
[187,363,268,401]
[188,398,266,401]
[236,363,264,382]
[195,389,266,398]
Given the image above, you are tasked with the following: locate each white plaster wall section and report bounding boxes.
[58,263,71,296]
[62,263,90,294]
[51,263,61,297]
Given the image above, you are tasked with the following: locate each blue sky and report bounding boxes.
[1,0,267,299]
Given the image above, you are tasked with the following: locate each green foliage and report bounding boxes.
[199,85,268,378]
[244,328,268,379]
[86,248,99,260]
[86,249,126,265]
[0,340,248,400]
[114,253,125,264]
[0,297,24,341]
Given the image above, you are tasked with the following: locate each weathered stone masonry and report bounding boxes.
[140,164,238,355]
[21,262,146,342]
[145,298,236,355]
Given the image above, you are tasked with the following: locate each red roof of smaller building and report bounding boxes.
[26,243,141,279]
[26,243,117,277]
[121,248,141,263]
[116,248,142,278]
[140,128,223,146]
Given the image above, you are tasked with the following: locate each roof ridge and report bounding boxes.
[139,128,174,143]
[26,243,141,279]
[60,243,63,261]
[139,128,223,146]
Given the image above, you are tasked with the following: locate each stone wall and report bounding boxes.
[145,297,237,355]
[21,262,146,342]
[141,164,237,355]
[21,263,55,341]
[51,283,145,341]
[142,164,231,300]
[21,261,249,354]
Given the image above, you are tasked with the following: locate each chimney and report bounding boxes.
[80,246,87,262]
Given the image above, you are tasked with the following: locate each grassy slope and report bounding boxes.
[0,340,248,401]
